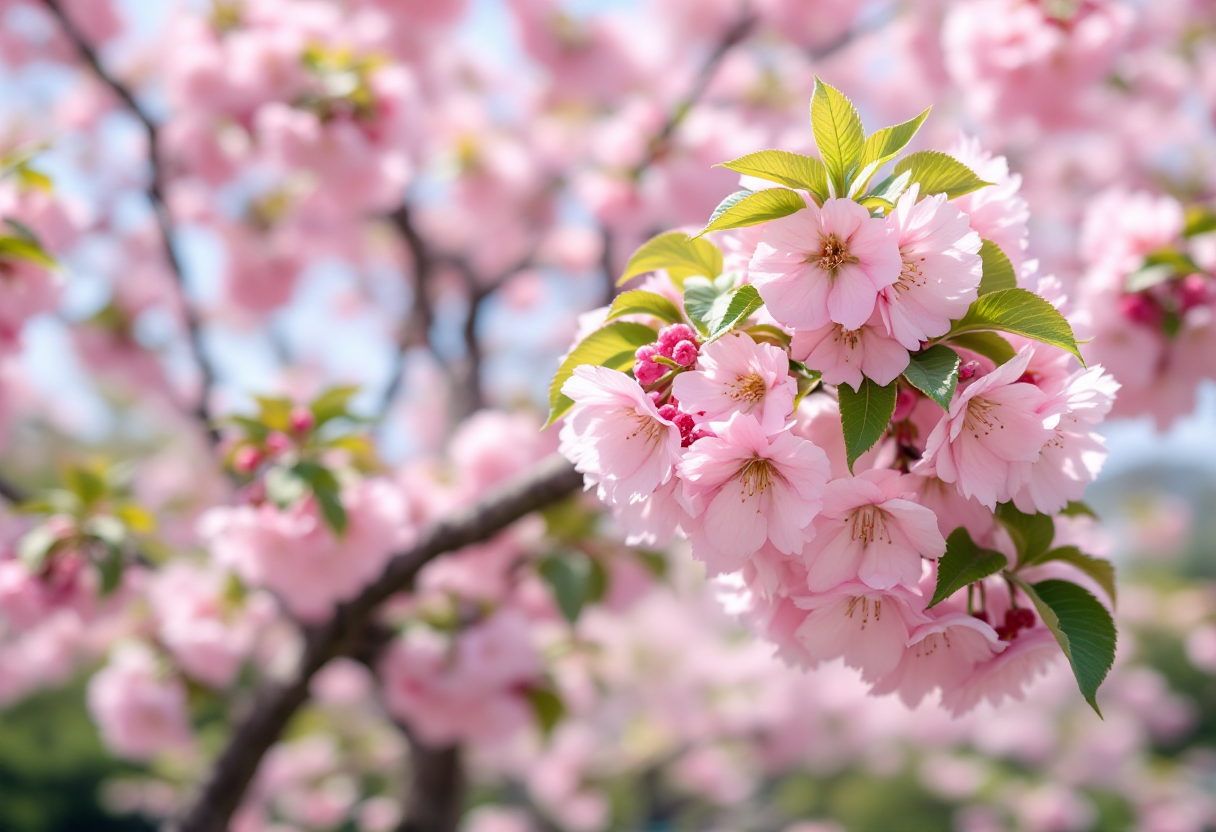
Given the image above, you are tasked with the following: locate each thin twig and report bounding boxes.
[41,0,221,448]
[379,205,441,422]
[171,454,583,832]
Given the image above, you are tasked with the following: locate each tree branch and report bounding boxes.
[396,735,465,832]
[41,0,221,448]
[172,454,583,832]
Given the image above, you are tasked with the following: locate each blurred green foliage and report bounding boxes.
[0,681,153,832]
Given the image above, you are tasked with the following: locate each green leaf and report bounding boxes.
[525,686,566,740]
[310,386,360,428]
[945,331,1017,366]
[545,321,658,427]
[706,284,764,342]
[695,188,806,237]
[851,106,931,197]
[947,288,1084,364]
[996,502,1055,564]
[792,363,822,410]
[978,239,1017,295]
[744,324,792,348]
[1123,263,1175,294]
[1013,577,1116,716]
[682,272,737,337]
[866,169,913,205]
[618,231,724,289]
[293,460,348,535]
[892,151,992,200]
[1022,545,1116,603]
[1183,205,1216,237]
[928,528,1008,608]
[810,77,864,195]
[837,378,898,474]
[255,396,294,432]
[1061,500,1098,519]
[17,525,59,571]
[94,542,125,597]
[634,549,668,580]
[902,345,960,409]
[858,195,895,214]
[605,290,685,325]
[538,552,594,624]
[64,466,107,507]
[717,150,828,203]
[0,236,57,270]
[16,166,53,192]
[263,465,310,507]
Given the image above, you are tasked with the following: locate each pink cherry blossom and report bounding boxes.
[949,137,1030,273]
[559,365,684,507]
[941,627,1061,715]
[749,197,901,331]
[871,610,1006,707]
[87,642,193,761]
[914,348,1055,509]
[800,469,946,592]
[791,312,909,391]
[678,413,830,575]
[671,331,797,432]
[1012,366,1120,515]
[878,185,983,350]
[792,581,928,681]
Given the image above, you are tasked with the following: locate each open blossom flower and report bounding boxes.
[941,627,1060,715]
[87,642,193,761]
[877,185,983,350]
[914,348,1055,509]
[1009,365,1119,515]
[792,581,928,681]
[559,365,683,506]
[949,136,1029,272]
[790,312,909,391]
[671,331,797,432]
[749,197,901,331]
[871,609,1006,707]
[678,413,830,575]
[800,469,946,592]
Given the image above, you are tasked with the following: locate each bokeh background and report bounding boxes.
[1,0,1215,830]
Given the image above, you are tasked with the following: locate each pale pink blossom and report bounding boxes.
[949,137,1030,272]
[87,642,193,761]
[791,313,909,391]
[559,365,683,506]
[914,348,1055,509]
[941,627,1060,715]
[671,331,797,432]
[878,185,983,349]
[801,469,946,592]
[793,581,928,681]
[678,414,831,575]
[749,197,901,331]
[871,610,1006,707]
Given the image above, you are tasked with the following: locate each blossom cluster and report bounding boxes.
[556,83,1120,715]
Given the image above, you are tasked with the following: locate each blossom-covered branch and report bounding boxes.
[173,454,582,832]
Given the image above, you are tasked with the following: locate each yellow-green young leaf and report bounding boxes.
[683,272,737,337]
[0,236,57,270]
[928,528,1007,608]
[744,324,792,348]
[545,321,658,428]
[1013,577,1116,717]
[16,166,53,192]
[851,106,931,197]
[893,151,992,200]
[948,288,1084,363]
[618,231,723,289]
[706,285,765,342]
[695,188,806,237]
[310,385,361,427]
[114,503,157,534]
[605,290,685,325]
[978,239,1017,295]
[810,77,864,195]
[945,331,1016,366]
[1184,205,1216,237]
[902,345,960,409]
[717,150,828,203]
[1021,545,1116,604]
[255,395,294,432]
[525,686,566,740]
[858,195,894,214]
[837,378,898,473]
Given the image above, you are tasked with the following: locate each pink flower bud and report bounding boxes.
[1118,292,1163,327]
[892,385,919,421]
[265,432,291,456]
[671,339,698,367]
[958,361,982,381]
[233,445,263,474]
[290,406,315,434]
[657,323,697,357]
[633,345,666,385]
[1178,274,1211,311]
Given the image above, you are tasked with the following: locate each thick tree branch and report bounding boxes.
[41,0,221,448]
[172,454,583,832]
[396,735,465,832]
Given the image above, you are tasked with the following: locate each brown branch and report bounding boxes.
[172,454,583,832]
[41,0,221,448]
[396,735,465,832]
[379,205,441,422]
